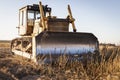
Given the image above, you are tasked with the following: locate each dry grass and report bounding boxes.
[0,40,10,48]
[0,41,120,80]
[35,47,120,80]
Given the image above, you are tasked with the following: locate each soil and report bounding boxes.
[0,48,41,80]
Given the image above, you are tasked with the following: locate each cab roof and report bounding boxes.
[19,4,39,11]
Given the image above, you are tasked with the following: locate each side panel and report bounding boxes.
[19,8,27,35]
[19,8,35,35]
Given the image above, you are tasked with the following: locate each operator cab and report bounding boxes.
[19,4,51,35]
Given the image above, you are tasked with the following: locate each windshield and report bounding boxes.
[35,11,40,19]
[28,10,40,20]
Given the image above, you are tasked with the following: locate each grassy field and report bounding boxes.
[0,40,11,48]
[0,41,120,80]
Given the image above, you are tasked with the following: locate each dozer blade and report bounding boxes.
[36,31,99,56]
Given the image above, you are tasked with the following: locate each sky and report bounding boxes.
[0,0,120,44]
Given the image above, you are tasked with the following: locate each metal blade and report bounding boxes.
[36,31,99,55]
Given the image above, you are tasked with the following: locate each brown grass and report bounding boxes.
[0,40,10,48]
[0,41,120,80]
[35,47,120,80]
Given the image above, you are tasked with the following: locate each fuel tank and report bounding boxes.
[36,31,99,56]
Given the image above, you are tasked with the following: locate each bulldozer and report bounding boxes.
[11,2,99,63]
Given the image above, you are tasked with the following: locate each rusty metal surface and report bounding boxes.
[36,31,99,56]
[48,18,69,32]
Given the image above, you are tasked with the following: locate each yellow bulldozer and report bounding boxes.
[11,2,99,63]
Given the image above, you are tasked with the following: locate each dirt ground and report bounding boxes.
[0,47,42,80]
[0,41,42,80]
